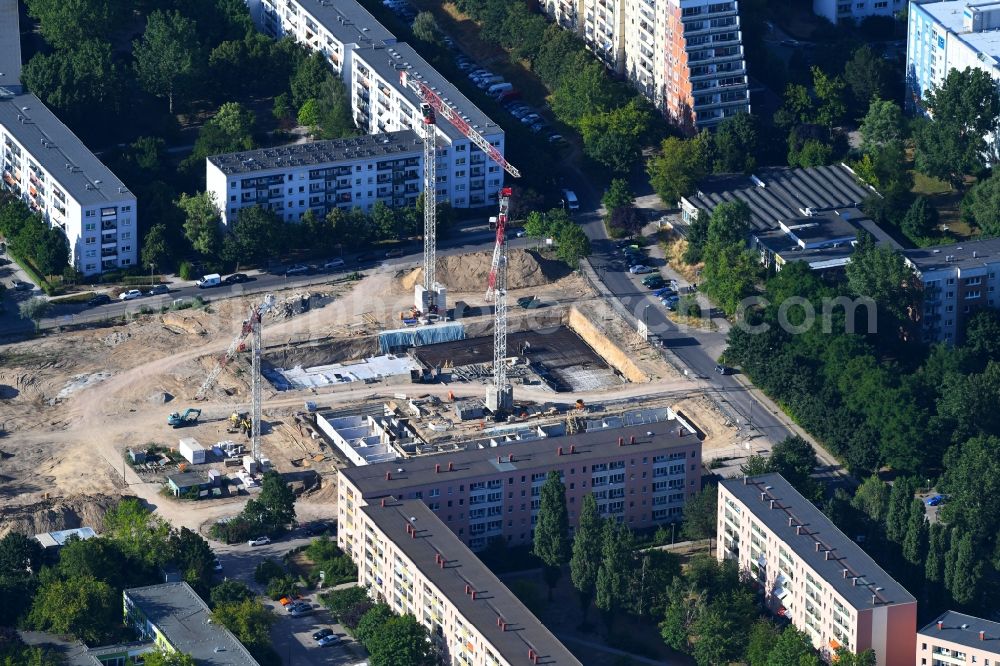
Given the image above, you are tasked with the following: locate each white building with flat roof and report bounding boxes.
[0,93,138,276]
[206,130,422,225]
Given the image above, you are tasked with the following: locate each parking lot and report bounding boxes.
[268,592,368,666]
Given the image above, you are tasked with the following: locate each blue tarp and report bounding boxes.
[378,321,465,354]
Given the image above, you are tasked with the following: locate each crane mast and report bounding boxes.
[398,70,521,416]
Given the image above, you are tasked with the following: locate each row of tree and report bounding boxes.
[0,195,70,281]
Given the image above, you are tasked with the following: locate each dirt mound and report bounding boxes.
[400,249,569,292]
[0,494,120,537]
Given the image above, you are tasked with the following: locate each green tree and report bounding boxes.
[18,298,51,332]
[24,0,124,50]
[291,52,333,109]
[947,532,983,606]
[168,527,215,593]
[834,647,877,666]
[142,650,196,666]
[533,470,570,598]
[177,192,222,257]
[579,99,652,173]
[602,179,635,214]
[102,497,171,569]
[411,11,442,44]
[681,483,717,541]
[711,112,759,173]
[550,58,622,127]
[843,46,892,107]
[210,580,254,608]
[569,494,603,615]
[212,599,274,649]
[788,136,833,168]
[745,619,780,666]
[594,520,634,631]
[939,435,1000,544]
[0,533,43,577]
[769,436,818,497]
[21,40,127,122]
[812,66,848,127]
[353,603,394,645]
[320,585,370,620]
[851,475,890,522]
[55,537,129,586]
[133,10,201,114]
[845,231,915,328]
[555,224,592,268]
[885,478,914,544]
[365,614,436,666]
[27,574,118,644]
[185,102,257,168]
[141,223,174,272]
[778,83,814,127]
[682,214,710,264]
[647,134,709,206]
[223,206,286,265]
[766,626,820,666]
[859,98,904,152]
[962,172,1000,236]
[258,471,297,529]
[690,590,756,666]
[901,498,928,566]
[901,196,939,242]
[925,522,948,585]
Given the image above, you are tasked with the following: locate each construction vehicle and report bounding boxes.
[167,408,202,428]
[228,411,252,437]
[398,70,521,317]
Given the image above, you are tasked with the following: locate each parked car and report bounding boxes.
[629,265,653,274]
[926,494,946,506]
[118,289,143,301]
[643,276,666,289]
[385,247,405,258]
[323,258,346,271]
[289,603,314,618]
[87,293,112,307]
[304,522,333,536]
[196,273,221,288]
[145,284,169,296]
[547,134,564,143]
[562,189,580,211]
[285,264,310,276]
[248,536,271,547]
[520,114,542,125]
[317,634,341,647]
[715,364,731,375]
[456,61,474,71]
[312,628,334,641]
[224,272,250,284]
[653,287,676,298]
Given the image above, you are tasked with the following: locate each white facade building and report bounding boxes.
[248,0,505,208]
[907,0,1000,112]
[542,0,750,132]
[813,0,904,24]
[206,130,422,226]
[0,93,137,276]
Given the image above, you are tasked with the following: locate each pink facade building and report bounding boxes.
[338,409,703,552]
[718,474,917,666]
[917,611,1000,666]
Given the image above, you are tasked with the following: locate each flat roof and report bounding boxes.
[292,0,396,48]
[720,474,915,610]
[341,415,699,497]
[0,0,21,93]
[33,526,97,548]
[167,472,207,487]
[919,610,1000,651]
[0,93,132,205]
[903,236,1000,273]
[209,130,421,175]
[684,165,872,232]
[354,42,501,143]
[362,499,582,665]
[125,583,259,666]
[916,0,1000,64]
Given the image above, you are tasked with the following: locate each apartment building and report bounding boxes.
[907,0,1000,112]
[338,409,703,553]
[813,0,905,25]
[206,130,422,226]
[718,474,917,666]
[902,237,1000,344]
[0,0,22,95]
[248,0,505,209]
[0,93,138,276]
[917,611,1000,666]
[350,43,505,209]
[355,498,582,666]
[543,0,751,131]
[248,0,396,82]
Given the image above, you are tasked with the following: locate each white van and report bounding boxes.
[562,189,580,211]
[487,82,513,97]
[196,273,221,288]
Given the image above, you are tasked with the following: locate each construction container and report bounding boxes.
[128,449,146,464]
[178,437,206,465]
[208,469,222,486]
[243,456,258,474]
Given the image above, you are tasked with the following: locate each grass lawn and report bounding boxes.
[912,172,952,196]
[909,171,981,241]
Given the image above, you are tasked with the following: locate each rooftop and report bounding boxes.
[0,0,21,94]
[683,165,873,232]
[720,474,915,610]
[33,526,97,548]
[354,42,501,143]
[288,0,396,48]
[208,130,421,175]
[915,0,1000,66]
[0,93,132,205]
[919,610,1000,651]
[341,412,699,497]
[902,236,1000,273]
[125,582,259,666]
[362,499,582,665]
[166,471,208,487]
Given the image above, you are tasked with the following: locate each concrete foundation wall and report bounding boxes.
[568,306,649,383]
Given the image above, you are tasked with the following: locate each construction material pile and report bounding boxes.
[400,249,567,292]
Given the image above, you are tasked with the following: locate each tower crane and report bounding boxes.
[398,70,521,317]
[194,293,276,464]
[485,187,514,414]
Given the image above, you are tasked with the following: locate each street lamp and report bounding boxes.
[149,262,155,288]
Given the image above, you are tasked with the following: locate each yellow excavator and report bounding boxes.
[228,411,252,438]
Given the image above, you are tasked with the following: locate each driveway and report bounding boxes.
[267,591,368,666]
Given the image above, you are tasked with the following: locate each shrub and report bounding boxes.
[178,261,193,281]
[254,558,285,585]
[266,574,298,600]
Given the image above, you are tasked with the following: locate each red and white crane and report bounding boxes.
[398,70,521,413]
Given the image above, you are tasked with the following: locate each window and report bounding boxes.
[84,223,96,231]
[86,210,95,217]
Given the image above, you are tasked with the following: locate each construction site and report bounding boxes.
[0,81,751,540]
